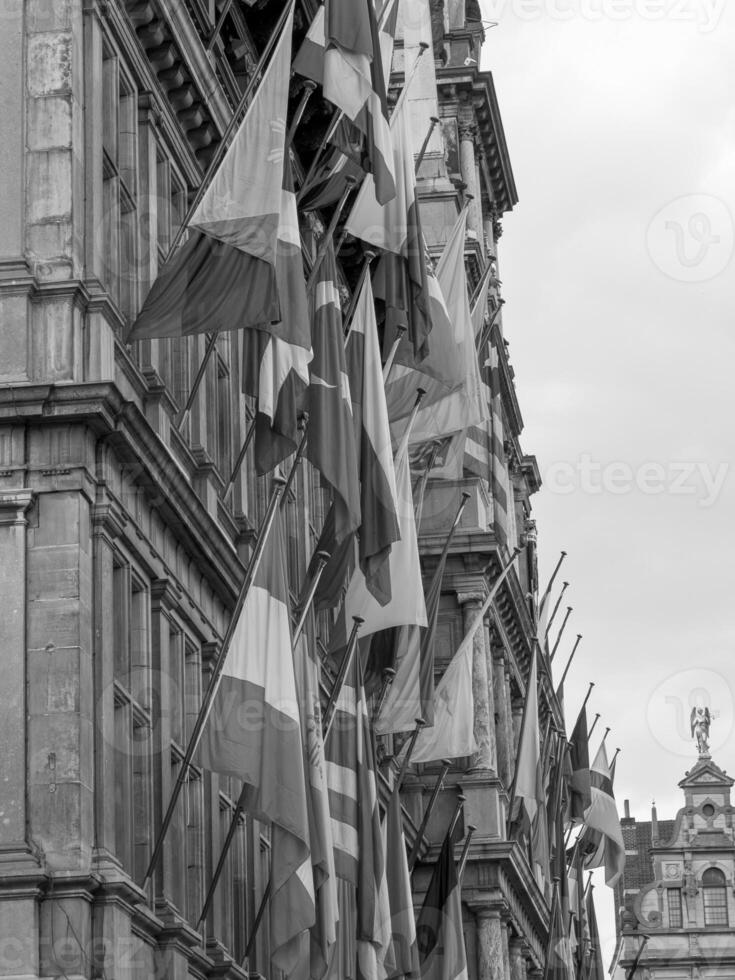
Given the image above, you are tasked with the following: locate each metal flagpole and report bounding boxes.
[558,634,583,689]
[587,712,601,740]
[611,747,621,768]
[413,442,442,526]
[575,681,595,719]
[206,0,235,51]
[222,409,256,503]
[538,551,567,613]
[343,250,377,338]
[471,260,498,312]
[292,551,330,646]
[415,116,440,175]
[394,719,427,793]
[141,476,286,890]
[382,326,408,381]
[549,606,573,662]
[407,761,451,871]
[625,936,650,980]
[457,825,476,881]
[322,616,364,740]
[287,80,318,146]
[176,332,219,432]
[545,581,569,639]
[306,176,359,293]
[196,553,329,929]
[244,877,272,962]
[372,667,397,726]
[279,413,310,507]
[477,297,505,355]
[446,793,466,842]
[297,109,342,204]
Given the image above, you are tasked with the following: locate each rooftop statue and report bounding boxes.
[690,705,711,758]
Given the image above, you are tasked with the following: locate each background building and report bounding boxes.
[613,749,735,978]
[0,1,587,977]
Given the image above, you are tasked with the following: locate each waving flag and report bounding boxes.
[568,702,592,825]
[305,242,361,544]
[387,208,488,445]
[384,788,420,979]
[128,9,307,348]
[293,0,396,204]
[345,91,433,363]
[579,742,625,887]
[416,828,469,980]
[512,652,540,827]
[199,509,314,973]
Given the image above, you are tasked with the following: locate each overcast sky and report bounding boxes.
[480,0,735,966]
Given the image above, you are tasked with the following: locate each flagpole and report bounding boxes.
[544,581,569,638]
[538,551,567,614]
[447,792,467,841]
[196,553,329,928]
[372,667,397,726]
[415,116,440,175]
[322,616,364,739]
[343,250,377,338]
[457,825,476,881]
[611,747,621,768]
[176,332,219,432]
[141,476,286,890]
[279,413,310,507]
[306,176,359,293]
[394,718,427,792]
[625,935,649,980]
[588,713,601,740]
[286,80,318,146]
[576,681,595,717]
[394,387,427,444]
[413,442,442,526]
[558,634,583,689]
[549,606,573,662]
[244,877,272,962]
[223,409,256,502]
[381,325,408,381]
[542,879,561,980]
[477,297,505,355]
[471,261,498,313]
[206,0,234,50]
[407,760,451,871]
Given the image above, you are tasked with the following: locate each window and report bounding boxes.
[217,792,249,958]
[168,630,205,925]
[112,562,152,882]
[209,333,233,481]
[703,868,729,926]
[667,888,683,928]
[102,46,138,323]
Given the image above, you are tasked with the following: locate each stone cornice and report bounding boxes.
[0,489,35,526]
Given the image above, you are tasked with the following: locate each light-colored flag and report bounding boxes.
[384,788,420,979]
[198,510,314,974]
[513,651,540,826]
[581,743,625,887]
[129,9,308,348]
[344,429,428,638]
[294,630,338,978]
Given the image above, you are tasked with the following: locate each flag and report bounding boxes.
[585,887,605,980]
[199,509,314,973]
[345,91,433,362]
[324,654,392,978]
[568,703,592,825]
[375,509,452,734]
[128,9,308,348]
[488,341,511,547]
[512,652,540,828]
[343,430,427,638]
[305,241,361,544]
[384,788,420,980]
[293,0,396,204]
[415,829,469,980]
[386,208,488,446]
[546,884,575,980]
[579,743,625,887]
[294,628,339,978]
[299,145,365,213]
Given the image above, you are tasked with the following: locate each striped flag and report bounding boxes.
[293,0,396,205]
[384,788,420,979]
[568,703,592,825]
[345,90,433,364]
[387,208,488,446]
[305,242,361,545]
[198,510,314,973]
[579,743,625,887]
[128,9,308,349]
[415,828,469,980]
[547,884,575,980]
[324,655,392,978]
[294,629,338,977]
[374,516,451,734]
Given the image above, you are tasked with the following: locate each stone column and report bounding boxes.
[475,909,505,980]
[492,648,513,788]
[509,939,527,980]
[501,919,512,980]
[458,110,480,237]
[458,592,493,771]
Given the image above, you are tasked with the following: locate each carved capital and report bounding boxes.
[0,489,34,527]
[456,590,486,608]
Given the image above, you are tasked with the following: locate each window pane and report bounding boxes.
[667,888,682,928]
[704,886,728,926]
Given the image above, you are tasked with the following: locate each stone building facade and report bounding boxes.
[613,755,735,978]
[0,1,569,978]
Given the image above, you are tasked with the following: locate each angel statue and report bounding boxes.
[691,705,711,757]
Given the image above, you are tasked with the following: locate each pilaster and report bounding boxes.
[457,589,494,773]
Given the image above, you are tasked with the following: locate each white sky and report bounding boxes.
[480,0,735,968]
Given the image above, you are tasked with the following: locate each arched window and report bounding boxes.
[703,868,729,926]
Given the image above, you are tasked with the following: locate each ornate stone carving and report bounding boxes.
[691,705,711,757]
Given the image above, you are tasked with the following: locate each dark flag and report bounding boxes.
[568,703,592,824]
[415,828,469,980]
